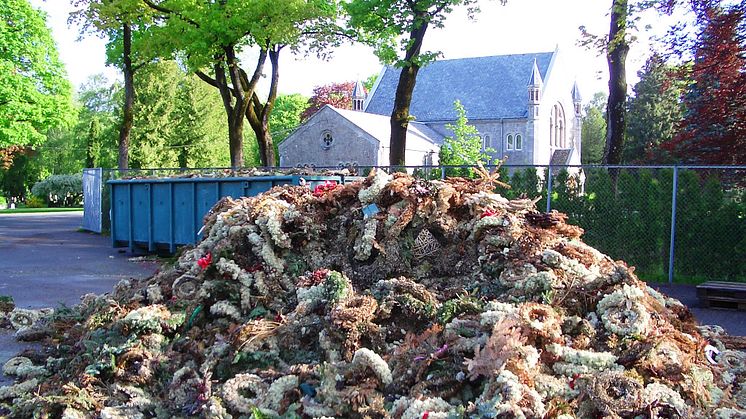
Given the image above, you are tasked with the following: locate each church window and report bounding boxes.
[550,103,566,148]
[483,134,491,150]
[321,131,334,149]
[506,134,514,150]
[515,134,523,151]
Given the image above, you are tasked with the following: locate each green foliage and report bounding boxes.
[344,0,489,67]
[545,168,746,283]
[624,55,686,163]
[34,74,120,172]
[439,100,493,178]
[129,61,231,169]
[581,92,606,164]
[0,152,45,201]
[436,294,483,325]
[363,73,378,91]
[271,94,309,144]
[31,174,84,207]
[24,195,45,208]
[0,0,75,148]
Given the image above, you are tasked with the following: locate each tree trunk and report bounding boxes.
[389,16,429,167]
[228,115,245,168]
[247,47,281,167]
[604,0,629,166]
[178,147,188,168]
[118,22,134,170]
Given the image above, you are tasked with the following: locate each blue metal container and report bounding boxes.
[109,175,356,253]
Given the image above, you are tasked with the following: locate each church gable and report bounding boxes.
[278,106,380,168]
[364,52,554,122]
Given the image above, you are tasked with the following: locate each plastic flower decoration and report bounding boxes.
[313,180,338,197]
[481,208,498,218]
[197,252,212,270]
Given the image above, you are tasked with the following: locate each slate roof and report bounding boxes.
[364,52,554,122]
[331,106,445,146]
[550,149,572,165]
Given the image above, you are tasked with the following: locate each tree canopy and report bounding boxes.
[301,81,356,120]
[139,0,340,167]
[345,0,503,166]
[0,0,75,149]
[439,100,492,177]
[624,55,686,163]
[582,92,607,164]
[663,3,746,165]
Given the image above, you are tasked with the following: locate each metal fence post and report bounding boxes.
[668,166,679,284]
[441,167,446,180]
[546,166,553,213]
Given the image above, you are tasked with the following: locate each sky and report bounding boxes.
[29,0,677,103]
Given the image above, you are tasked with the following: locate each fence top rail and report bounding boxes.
[90,164,746,173]
[107,174,358,184]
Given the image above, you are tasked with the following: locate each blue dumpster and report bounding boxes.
[109,175,357,253]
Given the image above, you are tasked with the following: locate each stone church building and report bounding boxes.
[279,47,582,169]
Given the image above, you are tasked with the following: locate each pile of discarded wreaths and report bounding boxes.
[1,168,744,418]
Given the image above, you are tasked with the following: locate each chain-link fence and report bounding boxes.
[444,164,743,284]
[85,164,744,283]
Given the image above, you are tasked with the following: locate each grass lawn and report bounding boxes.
[0,207,83,214]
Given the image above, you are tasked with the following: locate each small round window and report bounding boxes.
[321,131,334,149]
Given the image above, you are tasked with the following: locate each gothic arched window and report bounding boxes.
[507,134,514,151]
[515,134,523,151]
[550,103,566,148]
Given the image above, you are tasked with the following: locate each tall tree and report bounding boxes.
[71,0,153,169]
[625,54,686,163]
[604,0,631,165]
[345,0,505,166]
[0,0,75,149]
[582,92,607,164]
[301,81,356,120]
[35,74,120,173]
[663,4,746,164]
[141,0,339,168]
[439,100,492,177]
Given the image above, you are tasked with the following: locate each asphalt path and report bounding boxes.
[0,211,159,384]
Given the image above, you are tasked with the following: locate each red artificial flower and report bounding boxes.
[481,208,497,218]
[568,373,580,390]
[422,412,430,419]
[248,263,263,273]
[197,252,212,269]
[313,180,338,197]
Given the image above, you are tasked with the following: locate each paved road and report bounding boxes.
[0,212,159,384]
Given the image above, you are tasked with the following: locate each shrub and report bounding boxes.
[31,174,83,207]
[25,195,45,208]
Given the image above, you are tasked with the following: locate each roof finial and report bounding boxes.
[528,58,543,86]
[571,80,582,102]
[352,80,366,111]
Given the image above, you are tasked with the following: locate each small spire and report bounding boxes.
[352,80,366,111]
[571,80,582,102]
[352,80,366,99]
[528,58,543,86]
